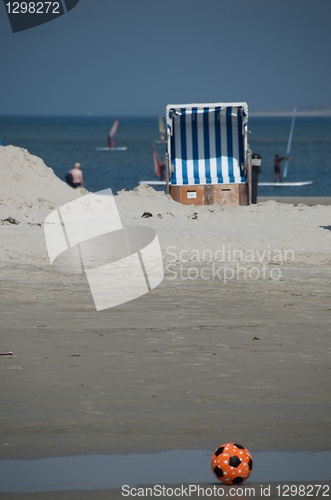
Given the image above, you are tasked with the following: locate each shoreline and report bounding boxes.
[257,196,331,205]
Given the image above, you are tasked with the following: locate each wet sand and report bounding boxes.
[0,253,330,498]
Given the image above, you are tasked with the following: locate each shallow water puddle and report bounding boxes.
[0,450,330,493]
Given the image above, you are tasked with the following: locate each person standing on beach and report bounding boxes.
[273,154,286,183]
[69,162,84,189]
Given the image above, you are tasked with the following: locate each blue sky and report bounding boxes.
[1,0,330,116]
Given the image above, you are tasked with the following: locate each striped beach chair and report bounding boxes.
[166,102,251,205]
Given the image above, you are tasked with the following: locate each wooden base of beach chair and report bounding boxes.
[169,183,249,206]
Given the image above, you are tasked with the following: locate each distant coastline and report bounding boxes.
[0,111,331,119]
[1,110,331,118]
[250,110,331,117]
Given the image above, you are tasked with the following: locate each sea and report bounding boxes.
[0,115,330,198]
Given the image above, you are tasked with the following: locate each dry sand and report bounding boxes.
[0,146,330,498]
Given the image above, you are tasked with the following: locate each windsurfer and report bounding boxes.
[273,154,288,183]
[160,161,166,180]
[107,120,119,148]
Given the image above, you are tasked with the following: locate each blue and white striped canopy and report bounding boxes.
[166,103,248,186]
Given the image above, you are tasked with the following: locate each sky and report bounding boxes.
[1,0,331,116]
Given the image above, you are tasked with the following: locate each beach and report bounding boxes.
[0,146,330,498]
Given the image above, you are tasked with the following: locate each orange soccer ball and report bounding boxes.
[211,442,253,485]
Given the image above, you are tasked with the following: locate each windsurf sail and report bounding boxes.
[158,116,166,143]
[283,109,296,179]
[152,144,162,178]
[108,119,120,148]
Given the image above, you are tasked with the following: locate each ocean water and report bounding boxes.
[0,115,330,197]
